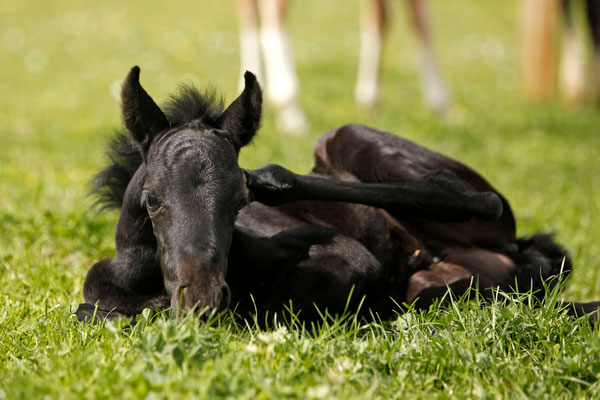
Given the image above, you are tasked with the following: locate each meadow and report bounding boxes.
[1,0,600,398]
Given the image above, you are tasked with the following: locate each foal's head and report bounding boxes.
[121,66,261,315]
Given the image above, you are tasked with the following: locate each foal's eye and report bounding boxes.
[142,192,160,212]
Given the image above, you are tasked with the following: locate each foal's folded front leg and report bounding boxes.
[245,165,503,222]
[76,166,169,323]
[75,257,169,323]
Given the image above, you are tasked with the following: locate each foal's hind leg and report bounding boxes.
[405,247,517,309]
[406,235,573,310]
[313,124,516,239]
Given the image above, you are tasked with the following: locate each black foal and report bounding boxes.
[76,67,600,323]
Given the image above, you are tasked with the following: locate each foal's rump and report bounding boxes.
[312,124,571,306]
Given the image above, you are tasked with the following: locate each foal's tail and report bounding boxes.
[512,233,600,320]
[512,233,572,297]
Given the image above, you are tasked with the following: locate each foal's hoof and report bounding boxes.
[74,303,129,324]
[425,169,504,221]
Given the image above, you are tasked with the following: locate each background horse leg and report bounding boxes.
[405,0,449,114]
[257,0,308,134]
[355,0,388,108]
[586,0,600,103]
[521,0,560,100]
[560,0,585,104]
[236,0,264,86]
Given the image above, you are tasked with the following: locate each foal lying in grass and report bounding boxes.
[76,67,600,323]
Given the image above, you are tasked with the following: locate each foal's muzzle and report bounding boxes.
[171,259,230,316]
[176,283,230,315]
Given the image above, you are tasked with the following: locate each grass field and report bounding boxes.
[2,0,600,398]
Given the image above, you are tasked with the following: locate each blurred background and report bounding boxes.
[1,0,599,301]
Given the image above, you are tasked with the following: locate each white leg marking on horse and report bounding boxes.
[355,19,382,107]
[239,27,264,90]
[258,0,307,134]
[560,27,585,104]
[236,0,264,90]
[418,42,449,114]
[260,27,299,106]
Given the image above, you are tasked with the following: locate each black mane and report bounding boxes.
[92,85,225,210]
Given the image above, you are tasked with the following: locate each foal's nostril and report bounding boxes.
[176,283,230,315]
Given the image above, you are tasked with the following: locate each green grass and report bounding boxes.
[2,0,600,398]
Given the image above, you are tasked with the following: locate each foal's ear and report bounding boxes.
[121,66,170,158]
[217,71,262,152]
